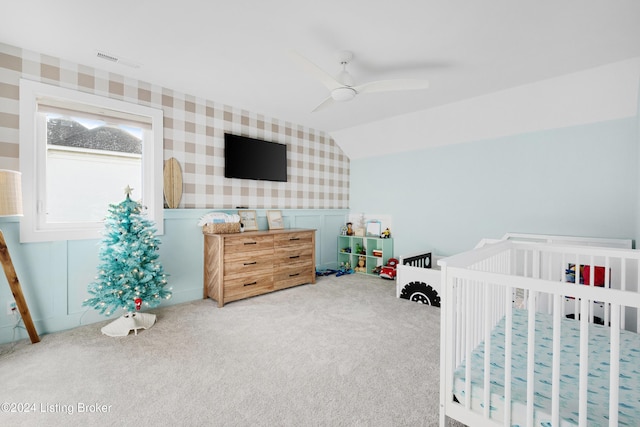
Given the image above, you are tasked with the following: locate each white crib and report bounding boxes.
[396,234,632,309]
[439,238,640,427]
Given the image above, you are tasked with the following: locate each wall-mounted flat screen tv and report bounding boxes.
[224,133,287,182]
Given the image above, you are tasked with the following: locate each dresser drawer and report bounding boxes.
[224,273,274,302]
[274,245,314,268]
[274,263,314,290]
[225,235,274,257]
[224,252,273,277]
[274,231,314,248]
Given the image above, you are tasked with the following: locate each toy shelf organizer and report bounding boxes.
[337,235,393,276]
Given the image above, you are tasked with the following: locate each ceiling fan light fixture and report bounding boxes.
[291,49,430,112]
[331,87,356,102]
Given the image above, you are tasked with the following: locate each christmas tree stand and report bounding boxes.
[101,312,156,337]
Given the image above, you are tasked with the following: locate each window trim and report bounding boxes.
[19,79,164,242]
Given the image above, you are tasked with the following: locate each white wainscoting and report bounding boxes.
[0,208,349,344]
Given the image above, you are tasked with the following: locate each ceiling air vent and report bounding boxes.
[96,50,140,68]
[96,51,119,63]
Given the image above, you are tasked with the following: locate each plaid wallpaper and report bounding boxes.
[0,42,349,209]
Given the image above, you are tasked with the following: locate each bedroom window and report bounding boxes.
[19,79,164,242]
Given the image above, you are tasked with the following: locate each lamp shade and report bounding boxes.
[0,169,23,217]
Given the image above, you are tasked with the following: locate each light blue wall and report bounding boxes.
[636,78,640,245]
[0,208,347,344]
[350,118,638,257]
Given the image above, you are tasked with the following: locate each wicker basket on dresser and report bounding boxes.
[203,228,316,307]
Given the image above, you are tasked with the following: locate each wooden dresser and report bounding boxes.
[203,228,316,307]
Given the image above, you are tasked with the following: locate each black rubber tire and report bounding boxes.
[400,281,441,307]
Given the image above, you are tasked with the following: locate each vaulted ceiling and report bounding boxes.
[2,1,640,137]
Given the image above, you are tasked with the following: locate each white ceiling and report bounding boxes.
[2,1,640,136]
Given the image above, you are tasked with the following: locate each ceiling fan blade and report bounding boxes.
[353,79,430,95]
[288,50,343,91]
[311,96,335,113]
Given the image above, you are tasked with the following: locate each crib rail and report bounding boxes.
[439,240,640,427]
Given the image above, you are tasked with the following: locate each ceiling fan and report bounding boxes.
[289,50,430,112]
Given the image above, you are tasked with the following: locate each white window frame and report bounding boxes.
[19,79,164,242]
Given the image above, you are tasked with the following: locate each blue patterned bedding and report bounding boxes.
[453,309,640,426]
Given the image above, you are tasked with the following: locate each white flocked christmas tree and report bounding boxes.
[83,186,171,336]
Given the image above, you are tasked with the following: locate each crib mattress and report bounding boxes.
[453,309,640,427]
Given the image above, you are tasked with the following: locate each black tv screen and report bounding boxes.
[224,133,287,182]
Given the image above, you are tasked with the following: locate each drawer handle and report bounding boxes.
[244,241,257,245]
[289,273,300,277]
[289,255,300,259]
[243,261,257,266]
[289,237,300,241]
[243,281,257,287]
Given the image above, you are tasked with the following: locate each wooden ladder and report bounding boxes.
[0,230,40,343]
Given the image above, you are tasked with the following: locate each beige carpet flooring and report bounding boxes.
[0,273,453,426]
